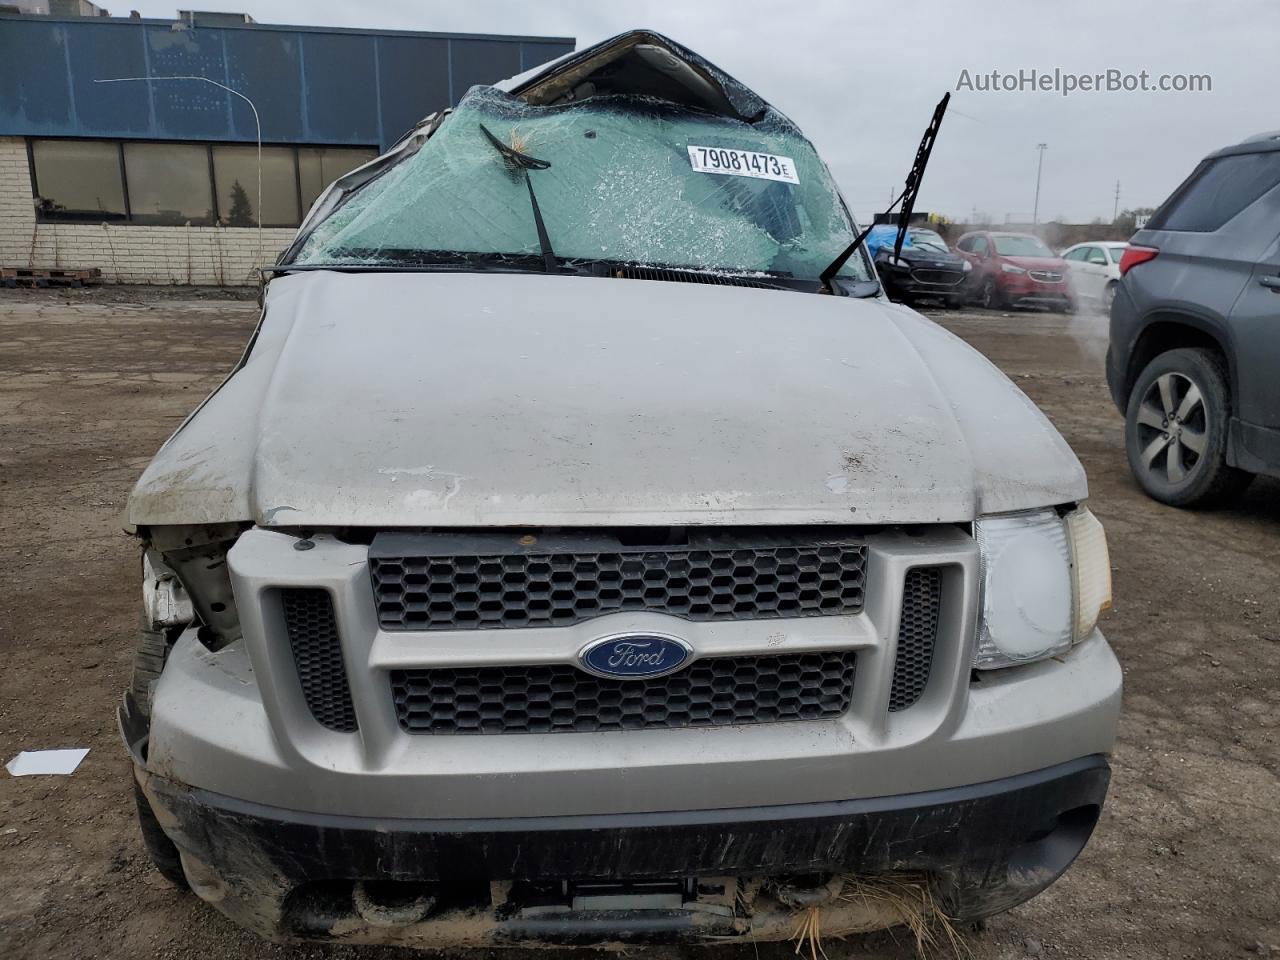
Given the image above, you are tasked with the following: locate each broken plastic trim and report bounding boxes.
[146,524,247,650]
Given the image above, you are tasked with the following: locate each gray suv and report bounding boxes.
[1107,132,1280,506]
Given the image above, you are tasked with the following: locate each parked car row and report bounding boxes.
[871,131,1280,511]
[872,227,1128,312]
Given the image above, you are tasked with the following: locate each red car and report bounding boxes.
[955,231,1076,312]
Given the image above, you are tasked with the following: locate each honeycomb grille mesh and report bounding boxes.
[280,588,358,732]
[371,544,867,631]
[391,652,857,735]
[888,568,943,712]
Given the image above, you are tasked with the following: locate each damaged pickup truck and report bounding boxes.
[120,30,1120,949]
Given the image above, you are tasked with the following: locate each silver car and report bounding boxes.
[121,30,1120,949]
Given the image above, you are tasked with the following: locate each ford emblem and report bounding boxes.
[578,633,693,680]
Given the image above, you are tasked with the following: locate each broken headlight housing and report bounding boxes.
[974,507,1111,669]
[144,523,245,649]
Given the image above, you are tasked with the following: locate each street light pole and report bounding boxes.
[94,75,264,271]
[1032,143,1047,226]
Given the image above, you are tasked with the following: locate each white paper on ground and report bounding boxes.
[5,748,90,776]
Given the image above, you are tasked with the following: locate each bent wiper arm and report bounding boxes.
[819,92,951,292]
[479,123,558,274]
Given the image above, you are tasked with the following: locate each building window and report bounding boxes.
[124,142,217,226]
[299,147,376,212]
[28,138,378,228]
[29,140,127,221]
[212,145,301,227]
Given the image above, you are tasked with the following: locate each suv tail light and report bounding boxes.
[1118,245,1159,276]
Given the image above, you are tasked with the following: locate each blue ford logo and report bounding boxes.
[578,633,693,679]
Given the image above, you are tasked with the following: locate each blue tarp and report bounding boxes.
[864,225,949,257]
[864,224,906,258]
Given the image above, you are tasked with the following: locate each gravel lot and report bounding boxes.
[1,286,1277,960]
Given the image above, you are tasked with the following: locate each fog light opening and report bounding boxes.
[1007,804,1101,885]
[352,880,437,927]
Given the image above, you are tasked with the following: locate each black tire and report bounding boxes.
[133,780,189,888]
[979,277,1004,310]
[1103,281,1118,311]
[1125,347,1253,507]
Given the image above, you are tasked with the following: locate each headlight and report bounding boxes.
[884,256,909,268]
[1001,263,1026,275]
[961,260,973,272]
[974,507,1111,669]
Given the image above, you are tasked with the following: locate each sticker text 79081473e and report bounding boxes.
[687,146,800,184]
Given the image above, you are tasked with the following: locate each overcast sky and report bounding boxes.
[124,0,1279,223]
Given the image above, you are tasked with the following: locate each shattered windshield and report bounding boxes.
[292,87,872,283]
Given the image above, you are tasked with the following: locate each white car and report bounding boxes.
[1062,241,1128,307]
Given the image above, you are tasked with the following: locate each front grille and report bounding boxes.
[280,588,358,732]
[888,567,942,712]
[910,268,963,286]
[370,533,868,631]
[1029,270,1063,283]
[391,651,857,734]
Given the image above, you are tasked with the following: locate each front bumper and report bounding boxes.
[140,527,1121,820]
[879,263,969,300]
[1002,276,1073,307]
[125,525,1121,944]
[127,742,1110,946]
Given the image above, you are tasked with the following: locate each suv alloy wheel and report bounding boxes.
[1124,347,1252,507]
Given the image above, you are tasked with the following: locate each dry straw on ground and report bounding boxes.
[789,874,971,960]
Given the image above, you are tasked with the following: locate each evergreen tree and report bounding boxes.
[227,180,254,227]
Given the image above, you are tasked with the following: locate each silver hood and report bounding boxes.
[128,271,1087,528]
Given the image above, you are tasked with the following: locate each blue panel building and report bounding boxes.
[0,9,574,283]
[0,12,574,149]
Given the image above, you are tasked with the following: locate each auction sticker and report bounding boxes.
[687,145,799,183]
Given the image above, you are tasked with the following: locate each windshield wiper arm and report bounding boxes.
[479,123,558,274]
[819,92,951,292]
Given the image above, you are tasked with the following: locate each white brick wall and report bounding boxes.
[0,136,298,285]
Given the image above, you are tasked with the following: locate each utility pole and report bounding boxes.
[1032,143,1048,226]
[1113,180,1121,222]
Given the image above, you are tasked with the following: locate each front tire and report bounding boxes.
[979,278,1004,310]
[1124,347,1252,507]
[133,780,189,888]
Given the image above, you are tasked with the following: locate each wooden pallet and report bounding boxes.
[1,267,103,288]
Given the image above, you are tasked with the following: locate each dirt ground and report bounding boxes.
[1,286,1277,960]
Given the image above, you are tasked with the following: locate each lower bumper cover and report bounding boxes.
[135,750,1110,946]
[882,272,967,300]
[1005,282,1073,307]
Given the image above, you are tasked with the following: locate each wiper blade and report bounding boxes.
[479,123,558,274]
[819,92,951,292]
